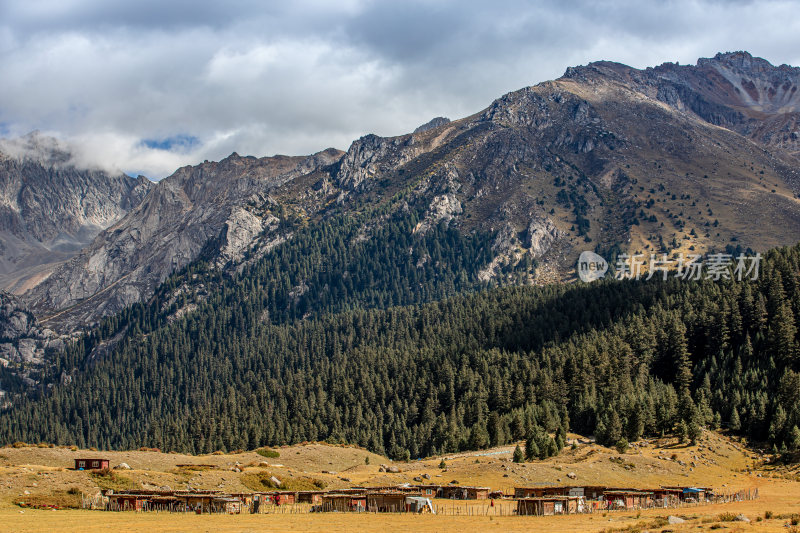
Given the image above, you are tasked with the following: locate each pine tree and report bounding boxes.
[771,303,798,364]
[677,419,688,443]
[667,317,695,422]
[730,408,741,431]
[615,438,629,454]
[524,432,540,461]
[789,426,800,451]
[513,444,524,463]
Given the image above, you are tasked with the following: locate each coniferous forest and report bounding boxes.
[1,202,799,460]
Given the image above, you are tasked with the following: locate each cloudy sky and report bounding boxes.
[1,0,799,179]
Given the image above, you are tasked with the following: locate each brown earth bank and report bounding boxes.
[1,430,799,531]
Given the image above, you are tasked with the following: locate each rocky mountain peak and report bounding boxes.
[0,135,153,294]
[0,131,73,167]
[702,51,794,74]
[413,116,451,134]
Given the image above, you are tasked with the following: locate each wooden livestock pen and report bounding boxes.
[211,497,242,514]
[107,494,146,511]
[320,494,367,512]
[603,490,653,510]
[174,491,230,513]
[653,487,684,507]
[367,492,407,512]
[517,496,584,516]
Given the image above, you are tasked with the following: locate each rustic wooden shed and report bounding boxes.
[297,491,325,504]
[440,485,490,500]
[107,493,146,511]
[514,486,570,498]
[516,496,583,516]
[174,491,225,513]
[415,484,441,497]
[367,492,407,512]
[603,490,653,510]
[660,485,710,502]
[74,458,110,470]
[321,493,367,512]
[265,491,296,505]
[212,497,242,514]
[515,485,606,499]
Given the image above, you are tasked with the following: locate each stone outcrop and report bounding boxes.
[0,291,67,399]
[413,117,451,134]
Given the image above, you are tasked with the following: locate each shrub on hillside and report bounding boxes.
[256,448,280,459]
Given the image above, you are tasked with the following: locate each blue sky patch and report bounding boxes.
[140,134,200,153]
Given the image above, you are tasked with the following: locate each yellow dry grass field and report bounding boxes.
[2,430,800,532]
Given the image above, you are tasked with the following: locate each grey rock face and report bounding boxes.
[413,117,451,134]
[0,132,152,293]
[335,134,418,190]
[526,217,563,258]
[415,193,462,233]
[0,291,68,398]
[216,207,265,266]
[25,150,341,330]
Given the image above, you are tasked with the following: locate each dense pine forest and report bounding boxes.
[1,200,799,460]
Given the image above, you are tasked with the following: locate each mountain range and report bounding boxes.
[6,51,798,334]
[1,52,800,455]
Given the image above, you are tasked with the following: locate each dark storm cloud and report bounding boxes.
[0,0,798,178]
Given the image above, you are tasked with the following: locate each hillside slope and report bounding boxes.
[4,237,800,461]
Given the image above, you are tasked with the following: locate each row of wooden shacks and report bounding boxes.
[102,483,711,515]
[104,487,441,514]
[513,485,712,515]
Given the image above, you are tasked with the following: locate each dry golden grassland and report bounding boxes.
[2,430,800,532]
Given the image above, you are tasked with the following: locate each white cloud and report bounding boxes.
[1,0,799,179]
